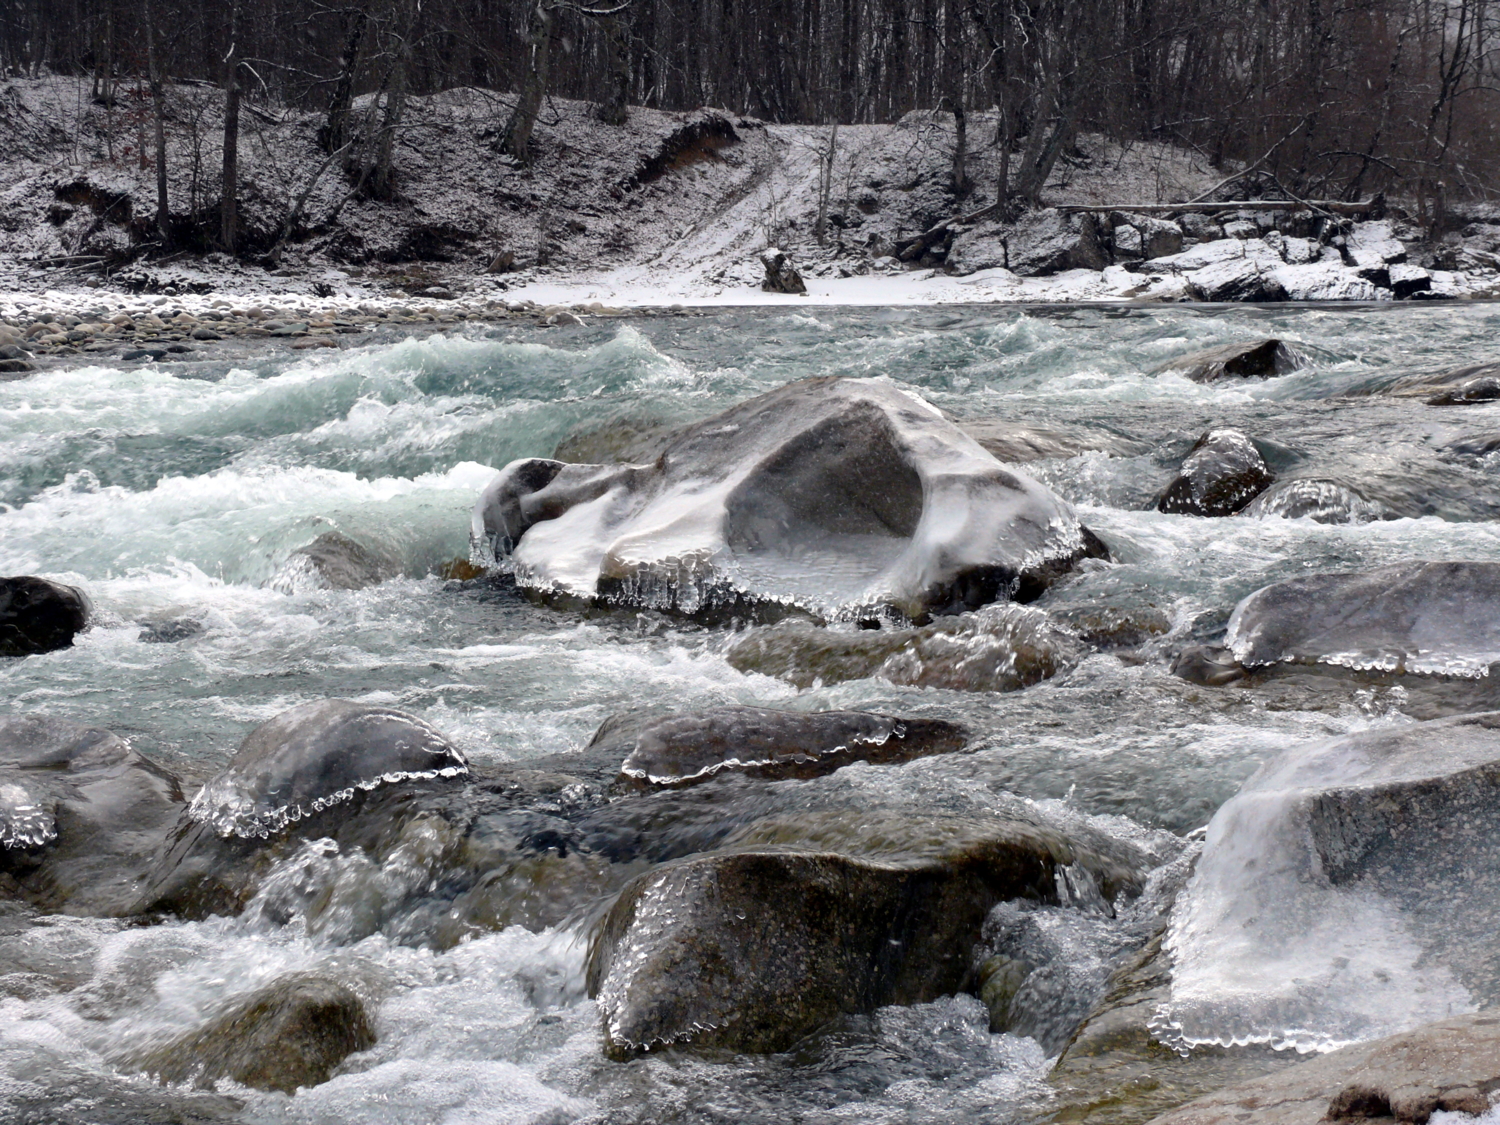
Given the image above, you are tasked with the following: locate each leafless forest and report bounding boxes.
[3,0,1499,253]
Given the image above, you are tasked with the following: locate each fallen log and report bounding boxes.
[1058,200,1376,216]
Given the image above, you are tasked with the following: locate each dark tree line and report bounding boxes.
[4,0,1499,220]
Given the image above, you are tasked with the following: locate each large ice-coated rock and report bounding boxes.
[1160,713,1500,1054]
[471,377,1107,619]
[585,825,1143,1057]
[0,715,185,914]
[1224,561,1500,676]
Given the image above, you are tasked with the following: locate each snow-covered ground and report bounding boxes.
[2,74,1498,317]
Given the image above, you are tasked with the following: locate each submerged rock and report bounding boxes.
[599,705,968,788]
[586,826,1142,1057]
[1150,339,1300,384]
[0,715,185,915]
[725,604,1082,692]
[1427,374,1500,405]
[472,377,1107,620]
[1225,561,1500,676]
[957,419,1151,462]
[134,973,375,1093]
[1156,430,1274,517]
[1146,1012,1500,1125]
[1368,360,1500,399]
[283,531,402,591]
[1239,478,1384,524]
[0,576,89,657]
[1162,713,1500,1054]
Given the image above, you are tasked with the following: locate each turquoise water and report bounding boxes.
[3,304,1499,1123]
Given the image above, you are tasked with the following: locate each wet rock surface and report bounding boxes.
[598,705,968,788]
[1150,340,1300,384]
[1156,430,1274,517]
[0,715,185,915]
[1224,560,1500,675]
[586,823,1145,1058]
[472,377,1107,620]
[0,576,89,657]
[725,604,1083,691]
[132,973,376,1093]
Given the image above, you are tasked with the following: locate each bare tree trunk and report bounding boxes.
[502,1,555,163]
[143,0,169,244]
[815,119,839,243]
[596,12,629,124]
[325,8,368,155]
[221,0,242,253]
[372,37,408,199]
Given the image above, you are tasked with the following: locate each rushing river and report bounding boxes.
[2,303,1499,1124]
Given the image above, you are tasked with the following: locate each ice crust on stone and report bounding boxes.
[0,781,56,849]
[471,377,1102,619]
[1224,562,1500,677]
[188,699,469,839]
[1158,714,1500,1053]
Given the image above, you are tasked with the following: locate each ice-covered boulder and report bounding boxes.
[1186,258,1287,302]
[187,700,469,839]
[1150,238,1282,274]
[1150,339,1300,383]
[471,377,1108,620]
[1156,430,1274,517]
[0,715,184,915]
[139,701,470,920]
[1161,713,1500,1053]
[1225,561,1500,676]
[595,706,968,789]
[0,576,89,657]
